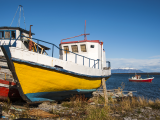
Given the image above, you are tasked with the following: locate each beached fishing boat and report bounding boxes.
[0,6,111,103]
[128,74,154,82]
[0,25,111,103]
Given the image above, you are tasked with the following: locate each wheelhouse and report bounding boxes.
[59,40,107,70]
[0,27,49,56]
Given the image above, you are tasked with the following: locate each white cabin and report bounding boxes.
[0,27,35,56]
[0,27,50,56]
[59,40,107,70]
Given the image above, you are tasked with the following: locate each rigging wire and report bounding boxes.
[10,5,26,30]
[22,7,26,30]
[17,6,21,27]
[10,5,19,27]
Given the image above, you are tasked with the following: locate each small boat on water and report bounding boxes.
[0,6,111,103]
[128,74,154,82]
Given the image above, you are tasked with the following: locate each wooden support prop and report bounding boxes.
[5,73,6,80]
[102,78,108,105]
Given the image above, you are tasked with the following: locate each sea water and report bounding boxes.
[106,74,160,100]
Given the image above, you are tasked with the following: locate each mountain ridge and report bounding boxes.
[111,68,144,73]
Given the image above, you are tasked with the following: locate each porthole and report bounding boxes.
[90,45,94,48]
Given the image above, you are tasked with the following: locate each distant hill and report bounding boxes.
[111,68,144,73]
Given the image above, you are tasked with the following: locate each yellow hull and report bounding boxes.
[13,61,102,95]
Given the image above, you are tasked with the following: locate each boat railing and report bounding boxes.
[8,35,111,70]
[106,61,111,69]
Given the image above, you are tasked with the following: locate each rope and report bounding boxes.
[10,6,19,26]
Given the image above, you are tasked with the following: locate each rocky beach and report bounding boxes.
[0,88,160,120]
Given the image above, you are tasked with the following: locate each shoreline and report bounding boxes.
[0,89,160,120]
[112,73,160,75]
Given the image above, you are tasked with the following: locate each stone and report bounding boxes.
[123,117,132,120]
[114,114,120,117]
[121,110,125,113]
[149,117,155,120]
[115,94,119,97]
[123,94,128,97]
[97,104,104,107]
[138,114,144,118]
[140,109,144,112]
[90,102,95,105]
[72,113,76,116]
[38,102,56,112]
[145,107,152,110]
[14,118,36,120]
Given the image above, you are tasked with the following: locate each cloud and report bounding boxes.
[107,58,160,72]
[149,55,160,58]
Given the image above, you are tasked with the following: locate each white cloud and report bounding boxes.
[107,58,160,72]
[149,55,160,58]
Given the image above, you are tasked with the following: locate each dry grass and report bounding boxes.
[1,95,160,120]
[149,98,160,109]
[2,97,11,113]
[85,106,115,120]
[61,94,160,119]
[62,95,88,108]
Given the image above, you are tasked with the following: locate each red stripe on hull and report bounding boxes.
[0,79,21,100]
[129,78,153,82]
[0,79,16,86]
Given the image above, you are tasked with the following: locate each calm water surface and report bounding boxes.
[106,74,160,100]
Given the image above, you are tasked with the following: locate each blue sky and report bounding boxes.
[1,0,160,72]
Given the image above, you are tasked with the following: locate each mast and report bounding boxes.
[61,20,90,43]
[84,20,87,40]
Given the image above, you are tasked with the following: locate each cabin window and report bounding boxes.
[5,31,10,39]
[91,45,94,48]
[71,45,78,52]
[80,44,87,52]
[11,31,15,39]
[0,31,4,39]
[64,46,69,53]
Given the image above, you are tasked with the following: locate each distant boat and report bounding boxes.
[129,74,154,82]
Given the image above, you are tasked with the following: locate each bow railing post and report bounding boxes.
[75,54,77,63]
[106,61,111,69]
[37,40,39,53]
[66,50,67,61]
[97,59,99,69]
[52,45,54,57]
[83,56,84,65]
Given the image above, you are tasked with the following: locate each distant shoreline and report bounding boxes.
[112,73,160,75]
